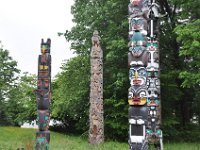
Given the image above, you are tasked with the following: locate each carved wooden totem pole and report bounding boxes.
[128,0,163,149]
[35,39,51,150]
[89,31,104,144]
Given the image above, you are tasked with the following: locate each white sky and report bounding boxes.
[0,0,75,77]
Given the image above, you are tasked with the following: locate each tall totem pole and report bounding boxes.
[128,0,163,149]
[35,39,51,150]
[89,31,104,144]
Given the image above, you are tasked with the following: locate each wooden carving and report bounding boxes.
[89,31,104,144]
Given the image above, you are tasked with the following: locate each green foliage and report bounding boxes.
[0,46,20,125]
[6,73,37,126]
[17,73,37,123]
[52,56,90,133]
[159,0,200,142]
[175,19,200,88]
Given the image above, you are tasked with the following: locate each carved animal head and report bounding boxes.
[147,97,160,106]
[128,47,148,67]
[147,67,159,78]
[147,40,158,51]
[93,30,99,36]
[41,38,51,54]
[147,78,160,97]
[36,132,49,149]
[36,110,50,131]
[146,129,162,144]
[130,17,147,32]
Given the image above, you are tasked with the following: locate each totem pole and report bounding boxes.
[35,39,51,150]
[128,0,163,149]
[89,31,104,144]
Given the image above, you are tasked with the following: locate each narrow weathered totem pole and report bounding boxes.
[128,0,164,149]
[35,39,51,150]
[89,31,104,144]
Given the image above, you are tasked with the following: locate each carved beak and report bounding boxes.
[135,70,139,80]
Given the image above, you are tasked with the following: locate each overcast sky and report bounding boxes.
[0,0,75,77]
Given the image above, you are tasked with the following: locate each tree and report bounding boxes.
[3,72,37,126]
[159,0,200,141]
[52,56,90,133]
[0,45,20,125]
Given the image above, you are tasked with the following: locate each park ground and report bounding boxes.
[0,127,200,150]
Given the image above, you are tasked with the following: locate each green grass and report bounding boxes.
[0,127,200,150]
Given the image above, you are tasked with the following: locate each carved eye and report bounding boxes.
[128,91,133,98]
[146,80,150,86]
[155,80,160,86]
[138,68,147,77]
[132,19,137,25]
[148,90,151,95]
[138,19,143,25]
[129,69,135,78]
[154,71,159,77]
[140,91,146,98]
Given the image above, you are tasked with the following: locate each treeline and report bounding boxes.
[0,0,200,143]
[0,46,37,126]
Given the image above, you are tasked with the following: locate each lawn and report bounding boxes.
[0,127,199,150]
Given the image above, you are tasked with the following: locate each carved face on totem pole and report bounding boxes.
[147,78,160,95]
[146,128,162,144]
[129,17,147,33]
[147,102,161,132]
[91,30,101,47]
[36,131,50,149]
[147,66,159,78]
[37,78,50,90]
[36,89,51,110]
[38,54,51,78]
[129,66,147,86]
[128,0,149,18]
[128,46,148,67]
[128,86,148,105]
[41,39,51,54]
[147,96,159,107]
[37,110,50,131]
[147,40,158,51]
[146,67,160,106]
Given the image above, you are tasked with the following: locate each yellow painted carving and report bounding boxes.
[128,97,147,105]
[39,65,48,70]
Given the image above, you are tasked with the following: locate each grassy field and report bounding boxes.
[0,127,200,150]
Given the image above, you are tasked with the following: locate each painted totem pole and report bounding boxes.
[35,39,51,150]
[89,31,104,144]
[128,0,163,149]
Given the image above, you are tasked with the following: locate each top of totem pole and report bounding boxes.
[92,30,101,47]
[41,38,51,54]
[93,30,99,36]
